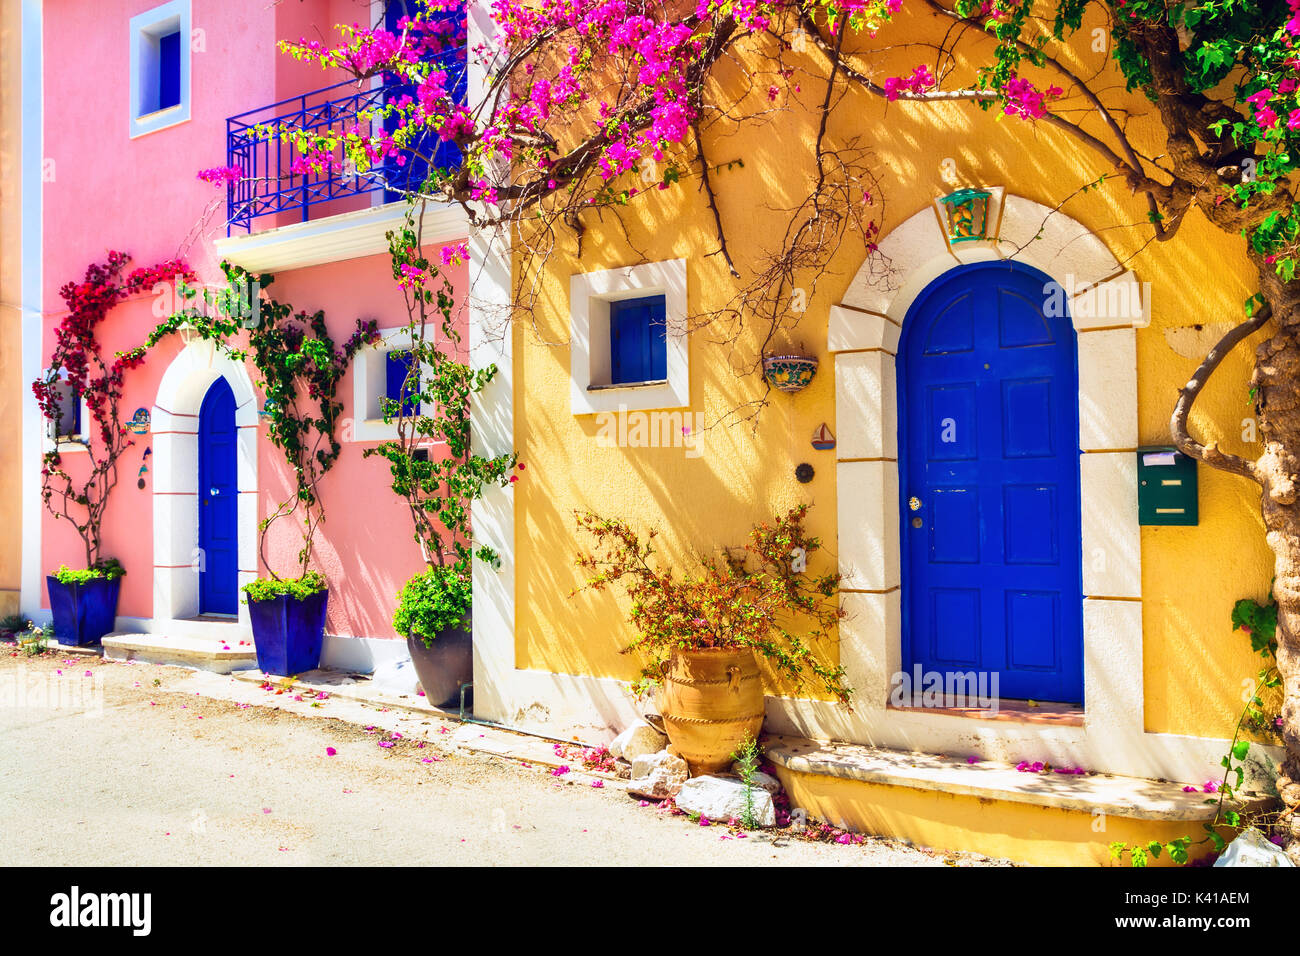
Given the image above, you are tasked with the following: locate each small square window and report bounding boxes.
[570,259,688,414]
[350,328,440,442]
[53,382,82,440]
[385,350,420,417]
[43,369,89,449]
[129,2,191,138]
[156,30,182,111]
[609,295,667,385]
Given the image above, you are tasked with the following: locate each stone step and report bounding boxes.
[766,735,1220,820]
[101,632,257,674]
[763,734,1248,865]
[49,643,104,657]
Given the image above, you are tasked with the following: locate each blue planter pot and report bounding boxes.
[248,588,329,677]
[46,575,121,647]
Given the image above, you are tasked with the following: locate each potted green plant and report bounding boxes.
[574,504,851,774]
[146,265,379,675]
[366,211,516,705]
[34,252,191,646]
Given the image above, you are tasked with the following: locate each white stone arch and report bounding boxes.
[151,339,259,631]
[760,188,1199,780]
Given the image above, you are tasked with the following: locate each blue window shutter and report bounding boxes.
[158,31,181,110]
[70,393,81,437]
[610,295,667,384]
[386,351,418,415]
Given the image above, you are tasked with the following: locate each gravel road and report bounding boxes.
[0,649,1004,866]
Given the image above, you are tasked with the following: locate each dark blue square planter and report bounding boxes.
[46,575,122,647]
[248,588,328,677]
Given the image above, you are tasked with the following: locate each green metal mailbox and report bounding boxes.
[1137,446,1198,526]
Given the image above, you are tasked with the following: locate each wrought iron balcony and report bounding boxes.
[225,48,465,236]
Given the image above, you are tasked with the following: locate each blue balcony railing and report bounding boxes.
[225,47,466,235]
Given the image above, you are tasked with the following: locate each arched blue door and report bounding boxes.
[898,261,1083,703]
[198,377,238,615]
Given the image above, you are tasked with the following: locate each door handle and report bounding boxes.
[909,495,923,528]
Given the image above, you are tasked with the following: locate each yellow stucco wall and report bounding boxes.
[512,8,1274,739]
[0,4,25,619]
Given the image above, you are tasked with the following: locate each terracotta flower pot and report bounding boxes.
[656,647,765,775]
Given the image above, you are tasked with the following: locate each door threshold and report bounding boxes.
[187,614,239,623]
[888,698,1084,726]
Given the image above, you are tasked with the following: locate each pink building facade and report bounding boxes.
[25,0,477,670]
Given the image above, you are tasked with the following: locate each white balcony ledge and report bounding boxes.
[213,201,469,274]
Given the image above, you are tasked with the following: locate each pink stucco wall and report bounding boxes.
[41,0,469,643]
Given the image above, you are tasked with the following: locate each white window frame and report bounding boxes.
[40,367,91,453]
[128,0,191,139]
[350,327,438,442]
[570,258,688,415]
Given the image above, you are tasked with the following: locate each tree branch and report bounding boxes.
[692,122,740,278]
[1170,304,1272,483]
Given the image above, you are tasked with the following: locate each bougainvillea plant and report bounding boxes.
[144,264,380,594]
[573,504,851,703]
[368,213,516,645]
[33,252,193,570]
[244,0,1300,854]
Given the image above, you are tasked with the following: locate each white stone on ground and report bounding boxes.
[675,775,776,827]
[628,749,689,800]
[1214,828,1295,867]
[727,763,782,795]
[369,658,421,697]
[609,720,667,762]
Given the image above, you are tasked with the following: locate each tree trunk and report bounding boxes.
[1251,291,1300,862]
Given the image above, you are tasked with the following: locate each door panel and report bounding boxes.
[199,378,238,615]
[899,262,1083,703]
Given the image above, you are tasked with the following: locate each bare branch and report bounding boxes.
[1171,304,1272,483]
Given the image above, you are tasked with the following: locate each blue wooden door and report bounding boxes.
[198,378,238,615]
[898,262,1083,703]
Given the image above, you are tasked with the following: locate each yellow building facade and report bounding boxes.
[457,9,1278,864]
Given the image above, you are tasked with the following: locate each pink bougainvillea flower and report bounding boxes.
[197,165,243,187]
[1182,785,1197,792]
[378,740,394,749]
[552,765,570,776]
[966,755,979,764]
[699,816,711,826]
[591,779,604,788]
[439,242,470,267]
[326,747,337,756]
[1203,781,1219,793]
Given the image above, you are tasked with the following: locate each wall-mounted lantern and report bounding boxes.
[938,188,993,244]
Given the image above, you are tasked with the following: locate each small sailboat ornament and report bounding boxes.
[811,423,836,451]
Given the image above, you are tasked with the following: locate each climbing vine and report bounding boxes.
[144,264,380,587]
[33,251,193,570]
[366,204,517,641]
